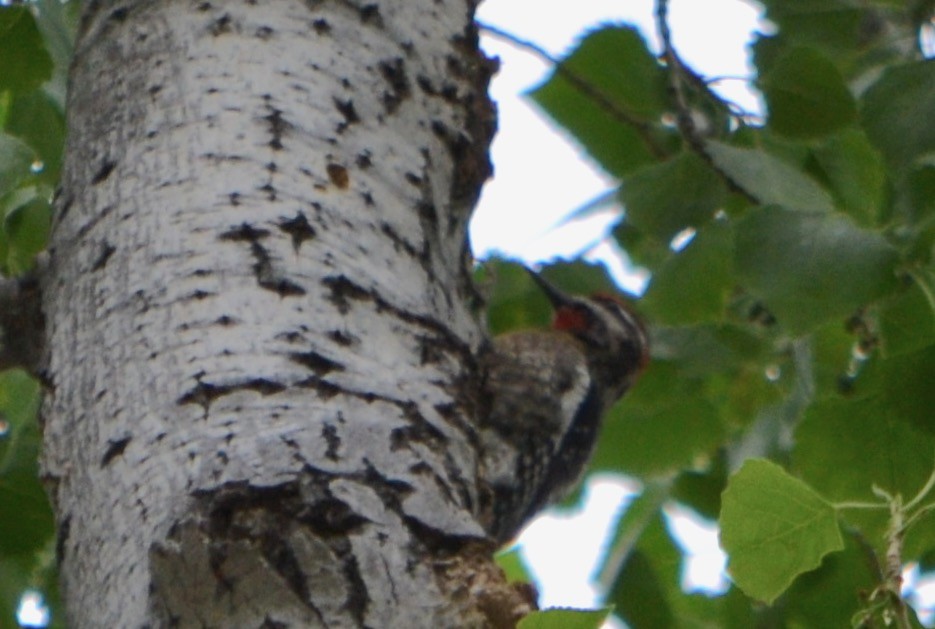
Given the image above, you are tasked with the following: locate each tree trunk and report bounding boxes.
[39,1,521,626]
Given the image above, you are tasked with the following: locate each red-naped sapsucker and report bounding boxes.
[478,270,649,543]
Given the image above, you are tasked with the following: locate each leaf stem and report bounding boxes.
[904,461,935,511]
[907,266,935,322]
[833,500,889,511]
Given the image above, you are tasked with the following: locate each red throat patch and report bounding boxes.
[552,305,589,332]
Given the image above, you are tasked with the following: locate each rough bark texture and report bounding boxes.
[40,1,527,626]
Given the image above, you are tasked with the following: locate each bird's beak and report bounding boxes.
[524,267,575,310]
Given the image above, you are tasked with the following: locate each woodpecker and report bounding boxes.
[478,269,649,544]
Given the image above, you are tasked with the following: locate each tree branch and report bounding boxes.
[477,21,669,160]
[653,0,759,204]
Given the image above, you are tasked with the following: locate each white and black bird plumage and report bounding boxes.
[478,270,649,544]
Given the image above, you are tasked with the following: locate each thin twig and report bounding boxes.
[477,21,670,160]
[653,0,759,204]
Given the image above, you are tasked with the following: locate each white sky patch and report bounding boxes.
[16,590,50,628]
[665,503,730,594]
[516,477,638,609]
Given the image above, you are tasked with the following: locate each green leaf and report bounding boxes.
[762,47,856,139]
[530,25,671,177]
[781,530,878,627]
[880,345,935,434]
[758,0,862,53]
[0,133,35,198]
[607,513,680,629]
[649,324,770,377]
[620,151,728,241]
[879,279,935,357]
[517,607,613,629]
[719,458,843,604]
[706,142,836,213]
[0,370,54,558]
[734,207,899,333]
[610,550,673,629]
[643,221,733,325]
[811,129,885,226]
[0,7,54,93]
[3,191,51,274]
[809,319,860,397]
[671,451,728,521]
[32,0,79,109]
[861,60,935,176]
[597,482,670,586]
[494,547,533,585]
[593,361,725,478]
[793,397,935,551]
[5,90,65,184]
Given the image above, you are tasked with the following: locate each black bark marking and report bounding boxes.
[245,378,287,396]
[295,377,342,400]
[259,182,277,201]
[321,275,370,314]
[277,212,316,252]
[337,543,369,625]
[359,4,381,24]
[181,289,215,302]
[177,378,225,415]
[380,222,421,259]
[91,242,116,271]
[355,151,372,169]
[210,13,233,36]
[255,25,274,40]
[101,436,132,467]
[333,98,360,133]
[220,223,306,297]
[264,102,287,150]
[416,200,438,230]
[327,330,356,346]
[416,75,435,95]
[312,18,331,34]
[178,378,287,415]
[418,335,445,365]
[322,423,340,461]
[289,351,344,376]
[109,7,129,22]
[197,2,212,10]
[56,516,71,563]
[91,159,116,185]
[57,195,73,221]
[378,58,410,114]
[275,329,307,344]
[320,274,476,374]
[430,119,486,204]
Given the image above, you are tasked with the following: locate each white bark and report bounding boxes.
[40,1,525,626]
